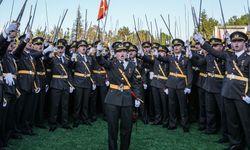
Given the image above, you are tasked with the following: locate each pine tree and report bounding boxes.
[71,5,84,41]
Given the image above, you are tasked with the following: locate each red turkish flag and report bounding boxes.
[97,0,108,20]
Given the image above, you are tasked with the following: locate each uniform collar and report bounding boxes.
[235,50,245,58]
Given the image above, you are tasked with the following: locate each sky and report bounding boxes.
[0,0,248,40]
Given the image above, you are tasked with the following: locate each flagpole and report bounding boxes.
[102,0,110,40]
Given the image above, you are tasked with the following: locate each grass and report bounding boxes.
[7,119,228,150]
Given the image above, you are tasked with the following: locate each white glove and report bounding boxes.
[92,84,97,91]
[96,44,104,56]
[135,99,141,108]
[97,43,104,51]
[110,49,115,57]
[164,88,169,95]
[185,40,192,58]
[149,72,154,80]
[186,47,192,58]
[69,87,75,93]
[35,88,41,94]
[143,84,147,90]
[138,48,144,56]
[24,32,31,43]
[44,42,49,48]
[4,73,15,86]
[105,80,110,87]
[45,85,49,93]
[193,33,205,45]
[2,98,7,107]
[89,47,96,55]
[153,49,159,57]
[3,23,18,37]
[242,96,250,104]
[71,53,77,61]
[184,88,191,94]
[43,45,53,55]
[224,32,231,45]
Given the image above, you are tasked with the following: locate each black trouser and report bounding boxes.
[0,97,8,147]
[224,98,250,149]
[3,93,17,144]
[16,90,36,131]
[49,88,69,127]
[198,88,206,128]
[35,89,46,125]
[44,88,51,120]
[141,86,150,122]
[205,92,227,137]
[90,86,108,119]
[189,85,199,123]
[139,87,148,121]
[168,88,189,129]
[105,104,133,150]
[73,87,91,123]
[148,86,155,121]
[151,87,168,125]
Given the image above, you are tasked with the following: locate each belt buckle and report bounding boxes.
[156,75,159,79]
[60,75,64,78]
[211,73,215,77]
[231,74,235,79]
[229,74,234,80]
[174,73,178,77]
[29,71,32,74]
[119,84,124,92]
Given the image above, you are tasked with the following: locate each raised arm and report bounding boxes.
[12,41,27,58]
[157,55,169,63]
[190,51,206,67]
[194,33,227,60]
[140,54,155,65]
[201,42,227,60]
[96,55,113,69]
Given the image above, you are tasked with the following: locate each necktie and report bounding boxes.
[175,55,179,61]
[133,60,137,66]
[60,57,64,64]
[83,56,87,62]
[120,61,124,70]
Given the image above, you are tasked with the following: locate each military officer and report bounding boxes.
[194,31,250,149]
[95,42,141,150]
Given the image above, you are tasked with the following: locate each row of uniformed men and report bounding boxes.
[0,22,250,150]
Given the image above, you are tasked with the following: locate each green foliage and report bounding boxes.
[9,120,228,150]
[33,11,250,45]
[199,10,219,39]
[71,5,84,41]
[226,14,249,26]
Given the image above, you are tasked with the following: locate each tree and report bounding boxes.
[71,5,84,41]
[159,32,171,45]
[226,14,249,26]
[116,26,131,41]
[34,28,45,37]
[199,10,219,39]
